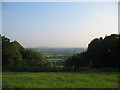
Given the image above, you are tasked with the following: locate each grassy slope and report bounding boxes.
[2,72,119,88]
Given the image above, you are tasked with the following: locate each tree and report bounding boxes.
[2,36,24,66]
[65,51,89,69]
[64,34,119,69]
[22,49,47,66]
[87,34,119,68]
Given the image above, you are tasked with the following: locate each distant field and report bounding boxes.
[47,59,63,61]
[35,47,87,61]
[3,72,119,88]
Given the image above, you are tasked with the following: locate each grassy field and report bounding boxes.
[2,72,119,88]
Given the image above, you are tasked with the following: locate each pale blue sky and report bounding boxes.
[2,2,118,48]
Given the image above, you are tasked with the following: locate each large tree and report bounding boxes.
[2,36,53,67]
[2,36,24,66]
[64,34,119,69]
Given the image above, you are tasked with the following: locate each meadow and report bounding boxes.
[47,58,63,61]
[2,72,119,88]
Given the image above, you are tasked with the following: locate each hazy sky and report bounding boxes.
[2,2,118,48]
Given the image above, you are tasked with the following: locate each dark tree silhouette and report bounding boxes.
[64,34,119,69]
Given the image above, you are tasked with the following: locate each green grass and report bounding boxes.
[2,72,119,88]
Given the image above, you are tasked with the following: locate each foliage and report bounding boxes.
[64,34,119,69]
[2,36,53,68]
[2,66,63,72]
[22,49,46,66]
[2,34,119,72]
[2,36,24,66]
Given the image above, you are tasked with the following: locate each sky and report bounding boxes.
[2,2,118,48]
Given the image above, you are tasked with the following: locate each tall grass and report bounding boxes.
[2,72,119,88]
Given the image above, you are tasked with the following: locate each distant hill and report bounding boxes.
[27,47,87,54]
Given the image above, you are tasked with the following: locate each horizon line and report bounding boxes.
[26,46,87,48]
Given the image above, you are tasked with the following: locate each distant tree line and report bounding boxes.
[2,36,53,67]
[65,34,120,69]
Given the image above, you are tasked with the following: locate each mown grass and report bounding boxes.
[2,72,119,88]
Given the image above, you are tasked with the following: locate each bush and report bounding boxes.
[74,67,90,72]
[98,67,119,72]
[63,66,74,72]
[2,66,63,72]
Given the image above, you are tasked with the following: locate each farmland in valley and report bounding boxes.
[33,47,87,65]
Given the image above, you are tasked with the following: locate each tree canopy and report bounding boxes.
[65,34,119,68]
[2,36,52,67]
